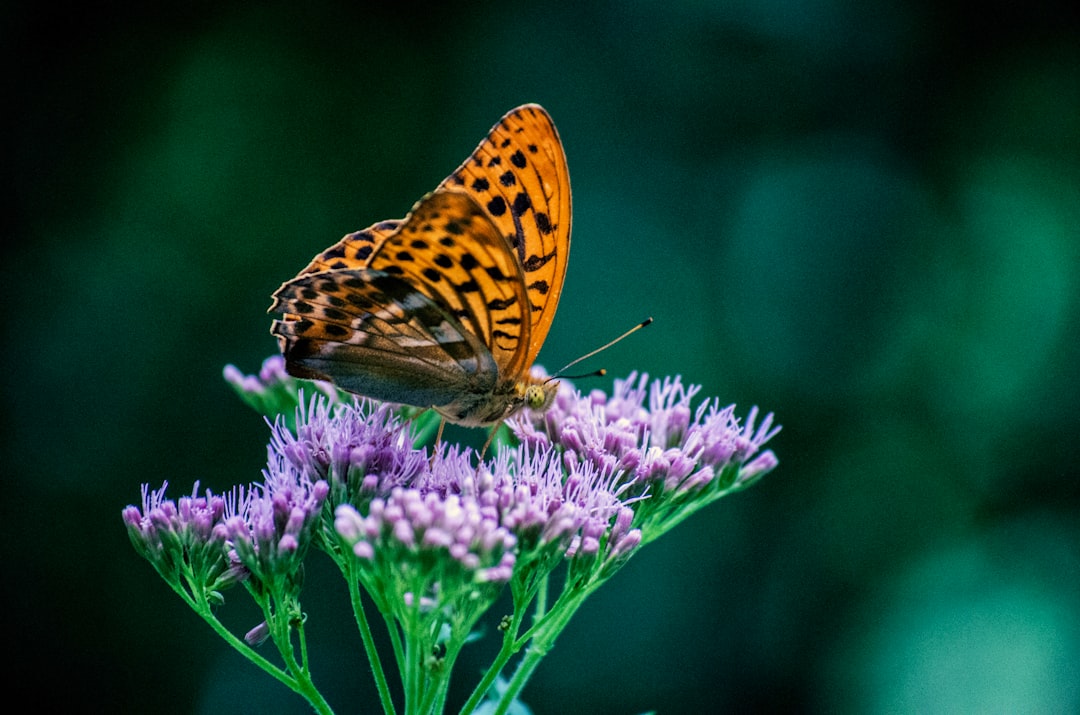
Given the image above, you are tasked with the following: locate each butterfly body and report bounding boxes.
[270,105,569,427]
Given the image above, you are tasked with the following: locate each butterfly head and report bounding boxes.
[522,379,559,414]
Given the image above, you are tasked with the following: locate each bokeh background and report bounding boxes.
[6,1,1079,712]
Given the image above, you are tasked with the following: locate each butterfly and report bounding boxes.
[269,104,571,430]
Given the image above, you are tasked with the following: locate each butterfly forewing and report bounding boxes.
[439,104,571,368]
[364,190,532,379]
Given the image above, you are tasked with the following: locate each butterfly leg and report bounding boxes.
[428,417,447,466]
[478,423,501,461]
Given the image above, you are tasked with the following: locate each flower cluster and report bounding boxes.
[122,482,244,601]
[335,483,518,623]
[223,354,341,424]
[513,371,780,500]
[485,444,641,574]
[223,466,330,592]
[267,394,428,505]
[124,359,780,715]
[128,368,779,595]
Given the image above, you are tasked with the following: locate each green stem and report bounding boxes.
[459,571,549,715]
[177,582,335,715]
[419,641,453,715]
[402,605,425,715]
[273,606,334,715]
[493,577,604,715]
[458,623,518,715]
[345,560,397,715]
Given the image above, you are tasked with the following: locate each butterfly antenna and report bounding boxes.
[550,317,653,380]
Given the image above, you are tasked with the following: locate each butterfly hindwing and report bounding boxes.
[296,219,403,275]
[270,267,497,407]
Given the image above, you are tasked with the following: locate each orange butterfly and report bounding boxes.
[270,104,571,429]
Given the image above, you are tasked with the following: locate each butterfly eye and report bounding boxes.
[524,383,554,411]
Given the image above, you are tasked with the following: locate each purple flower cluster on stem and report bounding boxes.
[335,485,517,609]
[224,355,341,426]
[122,482,243,602]
[223,465,330,593]
[124,359,781,715]
[511,371,780,540]
[268,394,428,510]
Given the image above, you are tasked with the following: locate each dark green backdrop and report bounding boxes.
[6,1,1079,712]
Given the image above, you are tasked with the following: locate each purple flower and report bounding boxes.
[335,483,519,598]
[224,462,329,587]
[484,443,636,565]
[132,363,779,622]
[123,481,242,593]
[244,620,271,647]
[224,356,340,422]
[511,372,780,499]
[267,395,426,500]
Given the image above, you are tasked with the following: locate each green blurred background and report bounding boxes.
[6,1,1079,712]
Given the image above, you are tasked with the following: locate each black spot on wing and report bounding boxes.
[528,280,550,295]
[346,293,374,309]
[324,324,348,337]
[512,192,531,216]
[457,279,480,293]
[535,212,552,234]
[523,252,555,272]
[488,296,517,311]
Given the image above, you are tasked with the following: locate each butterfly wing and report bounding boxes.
[270,266,496,408]
[270,191,531,412]
[439,104,571,370]
[364,189,532,380]
[296,219,403,274]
